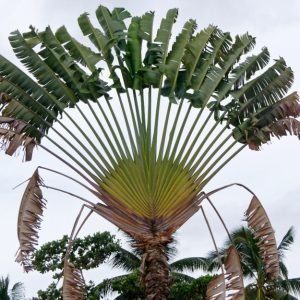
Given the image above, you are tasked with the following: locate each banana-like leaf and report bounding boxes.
[9,30,77,106]
[206,246,244,300]
[78,13,115,65]
[182,25,216,87]
[154,8,178,57]
[161,19,197,99]
[197,33,255,107]
[245,196,279,280]
[255,92,300,127]
[127,17,142,89]
[56,26,102,72]
[0,116,36,161]
[0,55,61,121]
[139,11,154,42]
[232,58,293,116]
[96,5,129,40]
[63,260,86,300]
[37,27,109,102]
[16,169,45,271]
[233,92,300,149]
[216,47,270,101]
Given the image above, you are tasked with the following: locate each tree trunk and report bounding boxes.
[139,236,171,300]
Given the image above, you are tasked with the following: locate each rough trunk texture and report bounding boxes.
[139,236,171,300]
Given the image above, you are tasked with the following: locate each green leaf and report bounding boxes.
[161,19,197,98]
[9,30,77,107]
[154,8,178,57]
[127,17,142,89]
[139,11,155,42]
[78,13,115,65]
[234,58,294,116]
[55,25,102,72]
[183,25,216,87]
[96,5,129,40]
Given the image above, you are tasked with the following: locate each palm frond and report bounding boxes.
[10,282,25,299]
[110,247,140,272]
[284,277,300,295]
[277,226,295,257]
[170,257,208,273]
[15,169,45,272]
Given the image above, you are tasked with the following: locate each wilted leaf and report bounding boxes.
[63,259,86,300]
[0,116,36,161]
[15,169,45,272]
[245,196,279,280]
[206,246,244,300]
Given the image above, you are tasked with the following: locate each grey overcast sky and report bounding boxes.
[1,0,300,298]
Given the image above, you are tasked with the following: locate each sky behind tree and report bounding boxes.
[0,0,300,298]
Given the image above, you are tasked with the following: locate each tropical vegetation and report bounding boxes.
[0,4,299,299]
[32,232,212,299]
[206,226,300,299]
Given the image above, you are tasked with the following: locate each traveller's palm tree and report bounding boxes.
[0,5,299,299]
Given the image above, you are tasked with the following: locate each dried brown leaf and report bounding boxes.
[245,196,279,280]
[206,246,244,300]
[15,169,45,272]
[63,259,86,300]
[0,117,36,161]
[207,274,225,300]
[269,118,300,139]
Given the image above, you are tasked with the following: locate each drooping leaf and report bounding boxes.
[16,169,45,271]
[255,92,300,128]
[245,196,279,280]
[232,58,294,116]
[206,246,244,300]
[96,5,128,41]
[206,273,225,300]
[0,116,36,161]
[197,33,255,108]
[63,260,86,300]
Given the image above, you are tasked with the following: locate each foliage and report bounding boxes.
[33,233,211,299]
[33,231,119,275]
[170,275,214,300]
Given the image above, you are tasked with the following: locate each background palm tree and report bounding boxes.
[0,4,299,299]
[0,276,25,300]
[96,238,209,298]
[206,226,300,299]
